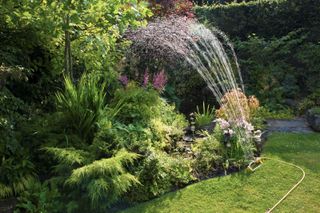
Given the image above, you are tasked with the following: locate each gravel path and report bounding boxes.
[266,118,313,133]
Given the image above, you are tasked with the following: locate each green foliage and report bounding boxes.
[194,102,215,127]
[253,106,294,120]
[0,89,36,199]
[298,89,320,114]
[126,150,194,202]
[1,0,152,76]
[45,146,140,211]
[111,83,160,125]
[309,107,320,115]
[192,132,223,177]
[110,83,187,151]
[14,180,61,213]
[56,75,106,141]
[234,32,320,109]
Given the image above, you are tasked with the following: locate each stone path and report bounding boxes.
[266,117,313,133]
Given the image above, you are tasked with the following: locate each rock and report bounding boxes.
[183,135,194,142]
[307,110,320,132]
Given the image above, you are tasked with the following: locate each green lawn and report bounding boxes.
[122,133,320,213]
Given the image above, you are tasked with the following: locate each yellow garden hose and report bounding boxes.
[248,157,306,213]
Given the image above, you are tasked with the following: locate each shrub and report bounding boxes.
[15,180,61,213]
[126,149,194,202]
[111,83,161,125]
[298,89,320,114]
[110,83,187,152]
[309,107,320,115]
[45,147,140,212]
[192,132,223,177]
[148,0,194,18]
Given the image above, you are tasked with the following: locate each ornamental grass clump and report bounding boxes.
[194,102,215,127]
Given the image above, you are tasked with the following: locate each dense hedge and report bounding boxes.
[195,0,320,39]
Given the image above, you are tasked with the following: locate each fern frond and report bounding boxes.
[12,174,35,195]
[0,183,13,198]
[44,147,89,166]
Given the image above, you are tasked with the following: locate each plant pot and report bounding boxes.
[0,198,17,213]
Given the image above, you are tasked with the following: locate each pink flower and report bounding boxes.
[119,75,129,86]
[153,70,167,91]
[143,70,149,87]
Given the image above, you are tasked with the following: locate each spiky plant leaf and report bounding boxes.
[56,75,106,140]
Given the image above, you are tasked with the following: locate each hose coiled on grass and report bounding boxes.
[248,157,306,213]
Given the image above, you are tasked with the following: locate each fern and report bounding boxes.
[0,183,13,198]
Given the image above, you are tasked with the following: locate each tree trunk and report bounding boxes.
[64,14,73,80]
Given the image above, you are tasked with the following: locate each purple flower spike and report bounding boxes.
[119,75,129,86]
[153,70,167,91]
[143,70,149,87]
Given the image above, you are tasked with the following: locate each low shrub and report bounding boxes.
[192,132,223,177]
[298,89,320,114]
[126,149,194,202]
[309,107,320,115]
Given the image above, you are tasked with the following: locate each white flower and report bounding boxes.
[215,118,230,129]
[228,129,234,135]
[224,128,234,136]
[253,130,262,142]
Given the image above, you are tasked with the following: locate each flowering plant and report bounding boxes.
[214,118,261,162]
[152,70,168,91]
[119,75,129,86]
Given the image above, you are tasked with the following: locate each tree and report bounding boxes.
[1,0,152,79]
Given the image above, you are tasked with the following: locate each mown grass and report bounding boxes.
[122,133,320,213]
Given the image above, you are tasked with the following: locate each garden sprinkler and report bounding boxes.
[247,157,263,172]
